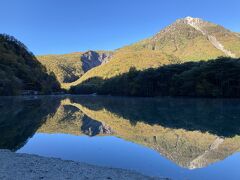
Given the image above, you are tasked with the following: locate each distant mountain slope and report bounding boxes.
[0,34,60,95]
[67,50,178,88]
[123,17,240,60]
[38,52,84,83]
[72,17,240,89]
[37,51,113,86]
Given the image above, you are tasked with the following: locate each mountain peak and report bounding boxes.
[183,16,202,21]
[140,16,239,59]
[177,16,205,26]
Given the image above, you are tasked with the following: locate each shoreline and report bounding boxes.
[0,150,167,180]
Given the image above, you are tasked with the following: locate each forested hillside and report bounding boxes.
[0,34,60,95]
[70,57,240,98]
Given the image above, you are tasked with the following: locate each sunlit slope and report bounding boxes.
[38,51,113,89]
[37,52,84,84]
[73,17,240,88]
[70,50,177,87]
[128,17,240,59]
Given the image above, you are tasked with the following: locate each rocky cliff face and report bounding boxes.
[38,51,113,85]
[81,51,113,72]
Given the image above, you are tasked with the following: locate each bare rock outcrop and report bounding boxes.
[81,51,113,72]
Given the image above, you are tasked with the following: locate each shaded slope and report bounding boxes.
[0,34,60,95]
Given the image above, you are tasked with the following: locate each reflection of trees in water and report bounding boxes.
[0,97,61,151]
[71,96,240,137]
[37,100,113,137]
[69,96,240,169]
[1,95,240,169]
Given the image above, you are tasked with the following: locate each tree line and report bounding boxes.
[70,57,240,98]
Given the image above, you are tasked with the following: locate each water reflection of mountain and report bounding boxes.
[1,96,240,169]
[65,96,240,169]
[37,100,113,136]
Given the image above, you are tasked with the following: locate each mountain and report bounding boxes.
[71,17,240,90]
[0,34,61,95]
[37,50,113,88]
[126,16,240,60]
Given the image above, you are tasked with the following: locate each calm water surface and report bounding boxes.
[0,95,240,180]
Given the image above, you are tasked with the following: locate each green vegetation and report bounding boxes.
[123,19,240,60]
[0,34,61,95]
[70,57,240,98]
[37,51,113,89]
[70,50,178,88]
[68,96,240,168]
[2,18,239,96]
[121,23,223,61]
[73,18,240,90]
[37,52,85,84]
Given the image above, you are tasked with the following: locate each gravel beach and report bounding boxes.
[0,150,166,180]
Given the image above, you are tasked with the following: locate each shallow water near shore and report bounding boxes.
[1,95,240,180]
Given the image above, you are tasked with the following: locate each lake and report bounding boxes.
[0,95,240,180]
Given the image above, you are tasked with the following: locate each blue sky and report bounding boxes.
[1,0,239,55]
